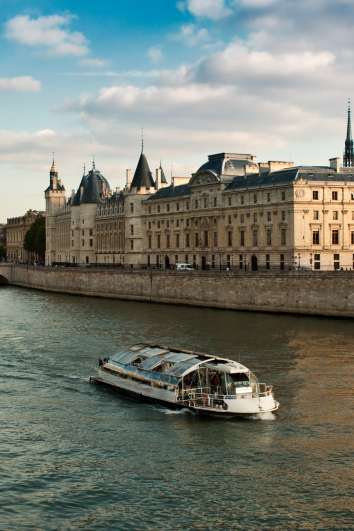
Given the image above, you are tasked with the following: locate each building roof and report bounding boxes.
[130,152,155,190]
[147,183,191,201]
[73,165,111,205]
[160,163,168,184]
[226,166,354,191]
[195,152,258,180]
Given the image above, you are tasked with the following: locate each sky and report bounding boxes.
[1,0,354,221]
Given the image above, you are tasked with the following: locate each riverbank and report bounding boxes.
[1,264,354,318]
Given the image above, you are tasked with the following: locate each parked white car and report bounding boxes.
[176,263,195,271]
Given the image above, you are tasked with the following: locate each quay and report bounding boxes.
[1,264,354,318]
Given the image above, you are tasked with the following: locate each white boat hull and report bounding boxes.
[91,368,279,417]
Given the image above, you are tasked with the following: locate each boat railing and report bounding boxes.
[178,387,229,410]
[256,383,273,397]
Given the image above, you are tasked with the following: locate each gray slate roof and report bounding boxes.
[131,153,155,190]
[72,167,111,205]
[147,183,191,201]
[226,166,354,190]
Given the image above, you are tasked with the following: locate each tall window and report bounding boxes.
[228,231,232,247]
[281,229,287,246]
[204,231,208,247]
[313,190,319,200]
[167,204,170,212]
[176,234,180,248]
[253,230,258,247]
[333,211,338,220]
[157,234,161,249]
[253,193,257,203]
[267,212,271,222]
[195,233,199,247]
[228,196,232,206]
[267,229,272,246]
[186,233,190,248]
[332,230,339,245]
[166,234,170,249]
[130,240,134,250]
[130,203,134,214]
[313,231,320,245]
[313,211,319,220]
[213,197,217,207]
[266,254,270,270]
[239,254,243,270]
[240,231,245,247]
[281,191,286,200]
[240,195,244,205]
[228,215,232,225]
[314,254,321,270]
[351,231,354,245]
[240,214,245,223]
[280,254,285,270]
[281,211,286,221]
[130,225,134,235]
[148,235,152,248]
[213,232,218,247]
[332,191,338,200]
[334,253,340,270]
[267,192,271,202]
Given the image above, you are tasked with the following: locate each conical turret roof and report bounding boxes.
[130,152,155,190]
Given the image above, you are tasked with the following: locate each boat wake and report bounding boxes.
[249,412,277,421]
[156,407,194,416]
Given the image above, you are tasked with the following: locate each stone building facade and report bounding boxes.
[43,106,354,271]
[6,210,43,263]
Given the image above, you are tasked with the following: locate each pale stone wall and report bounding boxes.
[2,264,354,318]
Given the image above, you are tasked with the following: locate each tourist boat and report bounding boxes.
[90,343,279,417]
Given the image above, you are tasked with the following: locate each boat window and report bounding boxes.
[110,351,140,365]
[167,358,201,377]
[141,355,165,371]
[138,347,168,358]
[230,373,249,382]
[164,352,197,363]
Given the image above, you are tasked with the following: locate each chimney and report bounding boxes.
[155,167,161,190]
[126,169,132,188]
[329,157,341,172]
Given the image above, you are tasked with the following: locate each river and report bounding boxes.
[1,286,354,530]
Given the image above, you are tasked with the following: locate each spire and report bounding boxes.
[50,153,57,175]
[344,99,354,167]
[92,156,96,171]
[130,151,155,191]
[159,161,168,184]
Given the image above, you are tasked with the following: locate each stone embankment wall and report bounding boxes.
[1,264,354,318]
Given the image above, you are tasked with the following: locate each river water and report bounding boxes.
[1,286,354,530]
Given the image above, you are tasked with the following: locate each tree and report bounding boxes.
[24,216,46,263]
[0,244,5,261]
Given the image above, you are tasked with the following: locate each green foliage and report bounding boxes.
[24,216,46,262]
[0,244,6,260]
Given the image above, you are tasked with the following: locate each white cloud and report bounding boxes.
[147,46,163,64]
[79,57,108,68]
[5,14,89,57]
[0,76,41,92]
[171,24,210,46]
[178,0,232,20]
[194,41,335,83]
[238,0,277,7]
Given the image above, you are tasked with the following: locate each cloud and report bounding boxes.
[171,24,210,46]
[178,0,232,20]
[0,76,41,92]
[79,57,108,68]
[194,41,335,84]
[5,14,89,57]
[147,46,163,64]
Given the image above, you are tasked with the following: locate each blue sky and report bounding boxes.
[1,0,353,221]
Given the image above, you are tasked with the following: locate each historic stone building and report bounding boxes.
[43,107,354,271]
[6,210,43,263]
